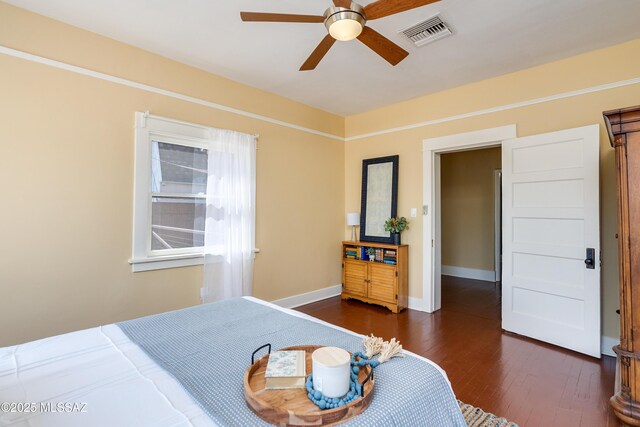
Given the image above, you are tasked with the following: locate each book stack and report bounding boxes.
[383,249,397,265]
[265,350,306,389]
[344,245,399,264]
[345,247,358,259]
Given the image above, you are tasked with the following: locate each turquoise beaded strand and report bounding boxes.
[305,352,380,410]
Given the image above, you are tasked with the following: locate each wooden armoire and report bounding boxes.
[604,105,640,426]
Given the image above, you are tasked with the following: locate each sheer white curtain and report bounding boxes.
[202,129,256,303]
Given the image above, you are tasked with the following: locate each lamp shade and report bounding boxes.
[346,212,360,226]
[324,5,366,42]
[328,19,363,41]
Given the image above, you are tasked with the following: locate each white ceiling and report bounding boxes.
[6,0,640,116]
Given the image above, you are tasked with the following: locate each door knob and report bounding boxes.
[584,248,595,269]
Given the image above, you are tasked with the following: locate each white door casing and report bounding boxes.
[422,125,517,313]
[494,170,502,282]
[502,124,601,358]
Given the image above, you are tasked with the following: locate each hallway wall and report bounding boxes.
[441,147,502,278]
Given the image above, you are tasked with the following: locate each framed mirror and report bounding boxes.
[360,155,399,243]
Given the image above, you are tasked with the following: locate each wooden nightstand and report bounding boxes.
[341,241,408,313]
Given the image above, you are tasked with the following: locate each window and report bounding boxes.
[150,141,207,252]
[130,112,215,272]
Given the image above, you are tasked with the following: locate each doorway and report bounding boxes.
[439,147,502,319]
[423,124,602,357]
[422,124,516,313]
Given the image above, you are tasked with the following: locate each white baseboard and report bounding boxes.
[271,284,430,314]
[271,286,428,313]
[271,285,619,359]
[270,284,342,309]
[442,265,496,282]
[601,336,619,358]
[408,297,427,312]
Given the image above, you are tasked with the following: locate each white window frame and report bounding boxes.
[130,112,214,272]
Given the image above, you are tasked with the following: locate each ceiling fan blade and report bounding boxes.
[240,12,324,23]
[300,35,336,71]
[364,0,441,20]
[333,0,352,7]
[357,27,408,66]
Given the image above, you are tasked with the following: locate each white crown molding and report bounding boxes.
[3,45,640,143]
[345,76,640,141]
[0,45,344,141]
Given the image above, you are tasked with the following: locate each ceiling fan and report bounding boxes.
[240,0,441,71]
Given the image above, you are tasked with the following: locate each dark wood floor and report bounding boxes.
[297,275,618,427]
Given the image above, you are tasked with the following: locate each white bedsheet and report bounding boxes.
[0,297,455,426]
[0,323,213,427]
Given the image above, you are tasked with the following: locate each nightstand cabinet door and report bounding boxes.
[343,260,367,297]
[368,263,396,303]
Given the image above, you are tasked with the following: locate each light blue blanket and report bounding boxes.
[117,298,466,426]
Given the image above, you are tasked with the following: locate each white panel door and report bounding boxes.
[502,125,600,357]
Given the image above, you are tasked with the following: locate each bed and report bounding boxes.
[0,297,466,426]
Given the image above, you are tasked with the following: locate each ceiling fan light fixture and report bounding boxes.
[324,5,366,41]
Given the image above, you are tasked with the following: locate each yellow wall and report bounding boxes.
[0,3,345,346]
[345,39,640,340]
[2,1,639,346]
[441,148,501,272]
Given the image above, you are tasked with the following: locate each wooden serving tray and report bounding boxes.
[244,345,375,426]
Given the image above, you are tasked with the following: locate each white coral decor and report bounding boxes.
[378,338,405,364]
[363,335,405,364]
[363,334,384,358]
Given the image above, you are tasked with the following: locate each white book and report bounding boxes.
[264,350,306,390]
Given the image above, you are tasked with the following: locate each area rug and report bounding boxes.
[459,401,519,427]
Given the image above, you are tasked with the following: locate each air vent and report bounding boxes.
[399,14,452,47]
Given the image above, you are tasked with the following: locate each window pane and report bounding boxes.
[151,141,208,194]
[151,197,205,250]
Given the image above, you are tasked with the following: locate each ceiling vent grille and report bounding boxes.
[400,15,452,47]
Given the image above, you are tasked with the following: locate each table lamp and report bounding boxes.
[346,212,360,242]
